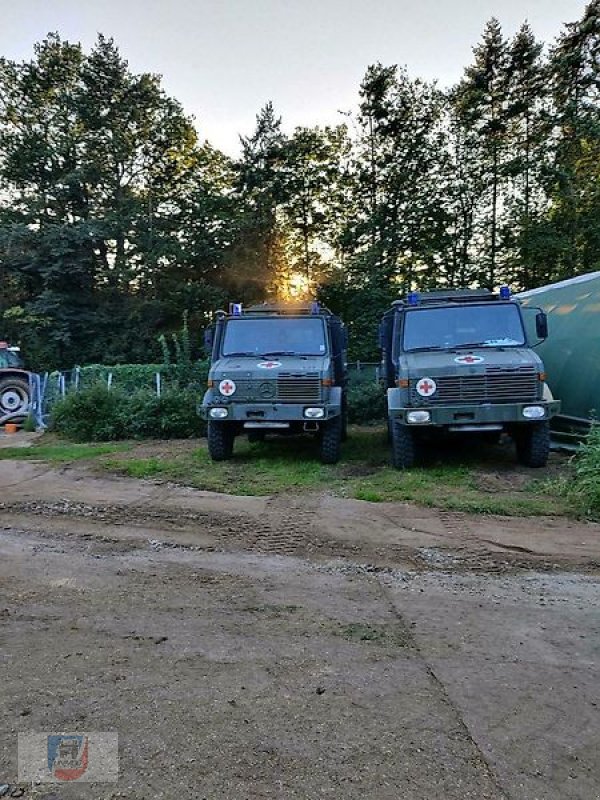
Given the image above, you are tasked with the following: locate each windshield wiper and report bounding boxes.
[260,350,298,357]
[405,345,448,353]
[224,351,256,357]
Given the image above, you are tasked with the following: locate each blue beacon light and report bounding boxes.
[499,286,511,300]
[407,291,420,306]
[231,303,243,316]
[310,301,321,315]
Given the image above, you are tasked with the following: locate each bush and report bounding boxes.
[566,425,600,518]
[75,361,209,393]
[51,385,206,442]
[347,376,386,424]
[51,384,127,441]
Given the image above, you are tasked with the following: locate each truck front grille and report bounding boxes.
[412,365,539,405]
[276,373,322,403]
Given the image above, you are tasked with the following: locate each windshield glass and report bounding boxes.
[0,349,22,368]
[222,318,327,357]
[402,304,526,352]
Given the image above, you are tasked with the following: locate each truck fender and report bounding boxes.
[328,386,343,409]
[386,387,405,413]
[542,383,554,401]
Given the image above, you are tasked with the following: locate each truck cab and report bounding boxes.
[379,288,560,468]
[201,302,348,463]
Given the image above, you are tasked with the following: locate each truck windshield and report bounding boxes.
[403,304,526,352]
[222,318,327,357]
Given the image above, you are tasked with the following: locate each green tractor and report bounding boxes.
[0,342,31,423]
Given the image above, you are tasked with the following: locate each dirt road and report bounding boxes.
[1,460,599,799]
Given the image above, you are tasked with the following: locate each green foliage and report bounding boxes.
[0,6,598,370]
[51,384,127,441]
[22,413,37,432]
[50,384,205,441]
[73,361,208,392]
[565,425,600,518]
[347,375,386,423]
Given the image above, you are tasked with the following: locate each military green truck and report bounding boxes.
[201,302,348,463]
[379,288,560,468]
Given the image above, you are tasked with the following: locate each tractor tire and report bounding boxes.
[247,430,266,444]
[319,415,343,464]
[0,376,30,420]
[207,421,235,461]
[390,420,417,469]
[515,421,550,468]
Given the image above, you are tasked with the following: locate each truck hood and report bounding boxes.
[401,348,543,377]
[210,355,331,380]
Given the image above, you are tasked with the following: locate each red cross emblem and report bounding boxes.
[257,360,282,369]
[416,377,437,397]
[455,355,483,365]
[219,379,236,396]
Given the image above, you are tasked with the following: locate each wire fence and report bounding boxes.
[17,361,381,430]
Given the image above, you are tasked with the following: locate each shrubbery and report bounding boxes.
[51,385,205,442]
[347,375,386,424]
[50,367,386,442]
[565,425,600,518]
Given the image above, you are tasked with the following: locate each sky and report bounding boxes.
[0,0,590,155]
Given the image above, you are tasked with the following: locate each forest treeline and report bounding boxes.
[0,2,598,368]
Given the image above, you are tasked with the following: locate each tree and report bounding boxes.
[454,19,510,286]
[0,34,203,367]
[503,23,547,288]
[544,0,600,279]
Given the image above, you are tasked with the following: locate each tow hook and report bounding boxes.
[303,421,319,432]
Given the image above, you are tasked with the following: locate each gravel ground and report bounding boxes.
[1,461,599,799]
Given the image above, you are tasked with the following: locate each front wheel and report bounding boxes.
[515,421,550,468]
[207,421,235,461]
[390,420,417,469]
[319,415,342,464]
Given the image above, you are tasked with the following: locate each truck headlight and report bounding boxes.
[304,407,325,419]
[406,410,431,424]
[522,406,545,419]
[209,407,228,419]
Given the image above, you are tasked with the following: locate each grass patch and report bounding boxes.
[338,622,410,647]
[6,428,573,518]
[0,440,130,463]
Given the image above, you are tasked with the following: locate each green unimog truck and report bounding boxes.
[379,288,560,468]
[201,301,348,464]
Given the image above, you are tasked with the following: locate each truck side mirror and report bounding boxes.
[535,311,548,340]
[203,326,214,355]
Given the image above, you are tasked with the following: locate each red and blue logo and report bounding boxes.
[47,734,89,781]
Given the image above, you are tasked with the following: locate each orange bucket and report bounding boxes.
[4,423,18,434]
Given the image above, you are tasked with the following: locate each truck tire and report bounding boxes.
[0,376,30,419]
[391,420,416,469]
[341,395,348,442]
[207,421,235,461]
[319,415,342,464]
[515,421,550,468]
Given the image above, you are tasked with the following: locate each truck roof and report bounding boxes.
[390,288,514,310]
[220,301,336,318]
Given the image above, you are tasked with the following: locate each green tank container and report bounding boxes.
[518,272,600,422]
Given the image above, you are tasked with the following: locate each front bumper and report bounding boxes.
[199,398,342,422]
[388,399,560,426]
